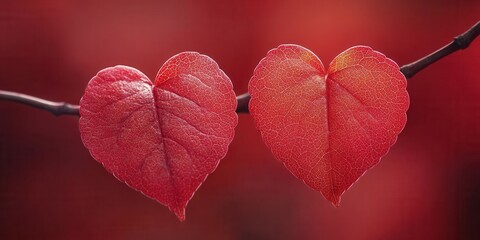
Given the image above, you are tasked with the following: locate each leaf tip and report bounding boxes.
[173,208,186,222]
[329,195,341,208]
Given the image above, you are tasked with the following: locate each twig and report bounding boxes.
[401,21,480,78]
[0,90,248,116]
[0,90,79,116]
[235,93,251,113]
[0,21,478,116]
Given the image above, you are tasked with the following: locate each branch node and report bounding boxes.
[454,36,470,49]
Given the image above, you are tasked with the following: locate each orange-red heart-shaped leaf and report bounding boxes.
[248,45,409,206]
[79,52,238,221]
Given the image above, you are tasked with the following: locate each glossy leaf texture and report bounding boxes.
[248,45,409,206]
[79,52,238,221]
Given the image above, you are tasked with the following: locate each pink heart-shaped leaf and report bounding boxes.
[248,45,409,205]
[79,52,238,221]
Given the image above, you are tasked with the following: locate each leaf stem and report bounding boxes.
[1,21,478,116]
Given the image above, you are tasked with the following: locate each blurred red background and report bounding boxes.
[1,0,479,239]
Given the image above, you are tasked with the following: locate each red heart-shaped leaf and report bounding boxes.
[249,45,409,206]
[79,52,238,221]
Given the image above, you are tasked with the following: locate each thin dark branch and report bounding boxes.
[235,94,251,113]
[0,90,79,116]
[0,21,479,116]
[235,93,250,113]
[400,21,479,78]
